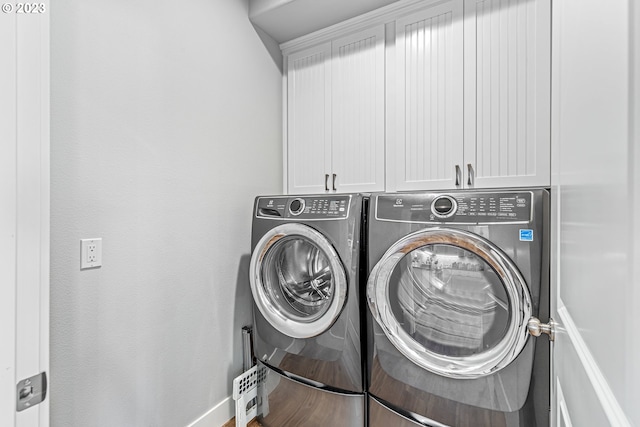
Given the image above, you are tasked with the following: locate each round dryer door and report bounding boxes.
[250,223,347,339]
[367,228,532,379]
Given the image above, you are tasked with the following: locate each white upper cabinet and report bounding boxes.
[331,27,386,193]
[286,43,332,194]
[281,0,551,194]
[463,0,551,188]
[285,25,385,195]
[391,1,464,191]
[390,0,550,191]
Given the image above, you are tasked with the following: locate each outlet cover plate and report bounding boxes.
[80,238,102,269]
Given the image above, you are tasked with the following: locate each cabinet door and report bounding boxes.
[286,43,332,194]
[331,26,386,193]
[463,0,551,188]
[392,1,464,191]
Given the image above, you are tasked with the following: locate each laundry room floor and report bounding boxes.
[222,417,261,427]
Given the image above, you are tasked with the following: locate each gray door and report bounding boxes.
[368,228,532,378]
[250,223,347,339]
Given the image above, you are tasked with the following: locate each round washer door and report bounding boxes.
[250,223,347,339]
[367,228,532,379]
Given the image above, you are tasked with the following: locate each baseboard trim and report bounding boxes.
[186,396,234,427]
[557,305,631,427]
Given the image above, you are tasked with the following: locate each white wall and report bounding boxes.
[50,1,282,426]
[551,0,639,425]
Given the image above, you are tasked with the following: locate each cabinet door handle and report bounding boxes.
[332,174,337,191]
[455,165,461,187]
[467,164,474,187]
[325,174,329,192]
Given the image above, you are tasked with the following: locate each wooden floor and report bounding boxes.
[221,417,261,427]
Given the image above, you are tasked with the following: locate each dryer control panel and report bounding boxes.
[376,191,533,224]
[256,195,351,220]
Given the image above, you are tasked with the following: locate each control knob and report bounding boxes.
[431,196,457,218]
[289,198,305,216]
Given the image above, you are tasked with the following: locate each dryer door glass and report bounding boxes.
[367,228,532,378]
[391,243,509,357]
[250,223,348,339]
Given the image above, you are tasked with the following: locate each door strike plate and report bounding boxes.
[16,372,47,412]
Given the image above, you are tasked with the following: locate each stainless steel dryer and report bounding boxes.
[249,194,366,426]
[366,189,552,427]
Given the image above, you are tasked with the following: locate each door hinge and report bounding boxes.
[16,372,47,412]
[527,317,556,341]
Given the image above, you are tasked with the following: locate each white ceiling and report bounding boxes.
[249,0,401,43]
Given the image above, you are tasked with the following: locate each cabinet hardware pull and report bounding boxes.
[455,165,461,186]
[325,174,329,191]
[332,174,337,191]
[467,164,474,186]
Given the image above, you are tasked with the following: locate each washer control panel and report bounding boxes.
[377,192,533,224]
[256,195,351,220]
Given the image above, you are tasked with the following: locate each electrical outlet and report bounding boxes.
[87,243,97,262]
[81,238,102,269]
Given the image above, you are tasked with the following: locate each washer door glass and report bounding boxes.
[368,228,532,378]
[250,223,347,339]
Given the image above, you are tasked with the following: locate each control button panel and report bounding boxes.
[256,195,351,220]
[376,192,533,224]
